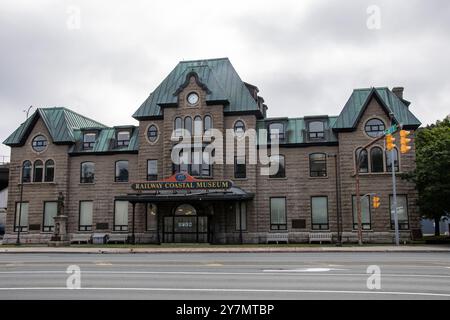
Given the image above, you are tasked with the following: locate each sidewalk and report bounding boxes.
[1,244,450,254]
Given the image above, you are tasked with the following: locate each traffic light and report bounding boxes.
[400,130,412,154]
[372,196,380,209]
[385,134,396,151]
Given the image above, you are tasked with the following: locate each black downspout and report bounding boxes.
[239,202,243,244]
[131,202,136,244]
[335,155,342,246]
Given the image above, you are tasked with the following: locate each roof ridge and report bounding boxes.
[60,107,108,128]
[179,57,229,64]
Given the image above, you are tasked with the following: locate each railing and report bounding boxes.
[0,156,10,165]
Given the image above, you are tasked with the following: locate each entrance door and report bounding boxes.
[162,204,209,243]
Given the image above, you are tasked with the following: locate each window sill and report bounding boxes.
[18,182,56,186]
[308,176,328,179]
[268,177,287,180]
[353,172,402,177]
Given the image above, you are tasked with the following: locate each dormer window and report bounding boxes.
[83,133,96,150]
[117,131,130,147]
[268,123,285,142]
[308,121,325,139]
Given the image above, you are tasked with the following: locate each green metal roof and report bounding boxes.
[333,87,421,130]
[133,58,261,119]
[3,107,107,146]
[69,127,139,154]
[256,117,338,145]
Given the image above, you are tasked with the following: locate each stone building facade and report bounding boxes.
[2,58,422,244]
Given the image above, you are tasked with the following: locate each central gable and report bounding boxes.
[132,58,261,120]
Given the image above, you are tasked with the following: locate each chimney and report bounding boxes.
[392,87,404,100]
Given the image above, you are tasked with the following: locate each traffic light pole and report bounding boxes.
[391,148,400,246]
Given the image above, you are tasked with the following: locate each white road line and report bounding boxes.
[0,287,449,297]
[263,268,348,272]
[0,270,449,278]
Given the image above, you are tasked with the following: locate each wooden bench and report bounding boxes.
[309,232,333,244]
[70,233,92,244]
[266,233,289,244]
[106,233,129,244]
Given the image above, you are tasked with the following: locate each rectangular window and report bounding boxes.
[270,198,287,230]
[308,121,325,139]
[310,153,327,177]
[390,195,409,230]
[117,131,130,147]
[235,202,247,231]
[269,155,286,178]
[80,162,95,183]
[42,202,58,232]
[83,133,96,150]
[14,202,29,232]
[352,196,371,230]
[147,160,158,181]
[115,160,129,182]
[114,201,128,232]
[311,197,329,230]
[234,156,246,179]
[79,201,93,231]
[147,203,157,231]
[172,149,212,178]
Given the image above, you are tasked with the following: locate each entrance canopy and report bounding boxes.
[115,186,254,203]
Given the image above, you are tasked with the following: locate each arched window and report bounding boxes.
[184,116,192,135]
[370,147,384,172]
[22,160,32,183]
[44,160,55,182]
[147,125,158,142]
[386,148,400,172]
[33,160,43,182]
[80,162,95,183]
[174,117,182,136]
[355,148,369,173]
[365,118,385,138]
[234,120,245,137]
[204,115,212,133]
[193,116,202,136]
[270,155,286,178]
[32,135,47,152]
[175,204,196,216]
[309,153,327,177]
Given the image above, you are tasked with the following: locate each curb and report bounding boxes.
[1,246,450,254]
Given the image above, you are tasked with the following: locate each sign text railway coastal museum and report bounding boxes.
[2,58,422,244]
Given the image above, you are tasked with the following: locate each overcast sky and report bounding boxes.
[1,0,449,157]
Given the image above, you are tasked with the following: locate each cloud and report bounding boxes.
[1,0,449,157]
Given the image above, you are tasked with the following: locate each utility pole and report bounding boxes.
[389,116,400,246]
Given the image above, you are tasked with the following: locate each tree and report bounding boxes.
[404,118,450,236]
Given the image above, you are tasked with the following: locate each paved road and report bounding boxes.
[0,252,449,299]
